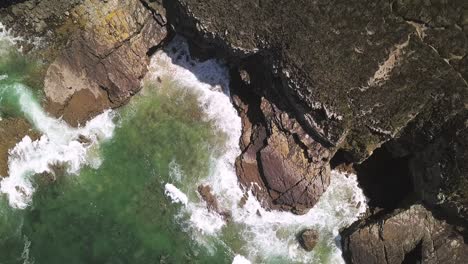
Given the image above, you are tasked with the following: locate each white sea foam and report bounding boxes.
[154,36,368,263]
[164,183,188,205]
[0,83,115,209]
[0,22,23,54]
[168,160,183,183]
[232,255,251,264]
[21,236,33,264]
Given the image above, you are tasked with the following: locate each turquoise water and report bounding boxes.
[0,31,368,264]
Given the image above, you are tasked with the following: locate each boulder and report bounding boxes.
[298,229,319,252]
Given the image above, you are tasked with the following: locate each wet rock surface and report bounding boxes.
[298,229,319,252]
[0,118,39,177]
[341,205,468,264]
[198,184,231,220]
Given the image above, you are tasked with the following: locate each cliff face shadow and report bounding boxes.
[160,35,232,96]
[354,144,413,210]
[0,0,27,8]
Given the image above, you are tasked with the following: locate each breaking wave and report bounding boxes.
[0,82,115,209]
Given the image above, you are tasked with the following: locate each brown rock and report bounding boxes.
[234,90,331,213]
[77,134,91,145]
[43,0,168,125]
[298,229,319,251]
[341,205,468,264]
[45,88,112,127]
[197,184,219,212]
[197,184,232,221]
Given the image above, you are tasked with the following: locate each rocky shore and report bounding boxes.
[1,0,467,262]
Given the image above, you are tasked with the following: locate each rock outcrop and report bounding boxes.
[43,0,167,125]
[160,0,468,259]
[0,0,82,54]
[0,0,168,180]
[1,0,168,125]
[342,205,468,264]
[164,0,468,215]
[233,85,330,213]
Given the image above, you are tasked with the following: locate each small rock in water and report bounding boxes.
[198,184,232,221]
[198,184,219,212]
[238,193,248,208]
[77,135,92,145]
[298,228,319,251]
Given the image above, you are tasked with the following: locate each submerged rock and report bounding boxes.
[298,229,319,252]
[198,184,231,221]
[0,118,40,177]
[197,184,219,212]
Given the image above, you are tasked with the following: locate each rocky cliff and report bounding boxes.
[162,0,468,217]
[1,0,467,262]
[160,0,468,261]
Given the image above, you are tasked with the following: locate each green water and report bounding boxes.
[0,48,231,263]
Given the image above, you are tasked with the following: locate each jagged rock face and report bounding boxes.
[165,0,468,215]
[166,0,467,160]
[341,205,468,264]
[238,98,330,213]
[43,0,167,125]
[232,72,331,213]
[409,112,468,222]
